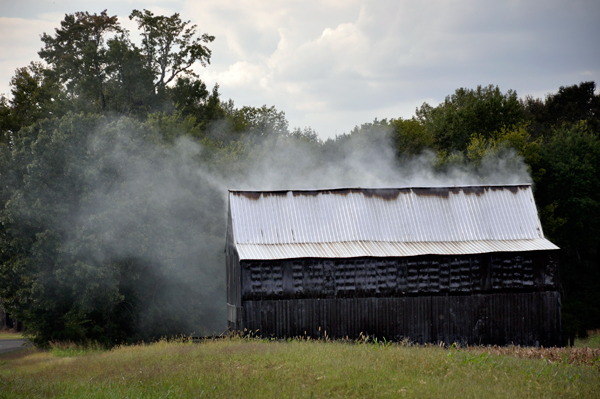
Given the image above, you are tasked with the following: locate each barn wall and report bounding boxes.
[240,252,559,301]
[226,251,241,330]
[225,208,242,330]
[235,251,561,345]
[242,292,562,346]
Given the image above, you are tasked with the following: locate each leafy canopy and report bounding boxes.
[129,9,215,94]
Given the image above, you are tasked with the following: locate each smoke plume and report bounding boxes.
[16,115,532,339]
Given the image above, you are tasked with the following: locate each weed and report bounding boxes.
[48,341,104,357]
[461,352,490,365]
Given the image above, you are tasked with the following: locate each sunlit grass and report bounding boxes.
[0,332,25,340]
[1,335,599,398]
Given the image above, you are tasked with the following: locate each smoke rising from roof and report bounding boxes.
[223,123,532,191]
[14,115,532,338]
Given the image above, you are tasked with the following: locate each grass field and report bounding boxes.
[1,336,599,398]
[0,332,24,340]
[574,330,600,349]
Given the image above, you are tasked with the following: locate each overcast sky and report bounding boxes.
[1,0,598,138]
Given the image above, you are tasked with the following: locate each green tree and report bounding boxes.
[0,113,226,346]
[39,10,123,113]
[36,9,217,116]
[104,33,154,116]
[7,62,69,130]
[0,63,68,144]
[524,81,600,138]
[0,95,12,147]
[228,104,289,141]
[290,126,321,144]
[535,122,600,337]
[416,85,524,152]
[168,79,224,129]
[463,124,543,178]
[129,9,214,96]
[390,117,434,156]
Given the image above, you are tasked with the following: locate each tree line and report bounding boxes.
[0,10,598,346]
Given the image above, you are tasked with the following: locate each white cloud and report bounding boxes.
[1,0,598,137]
[206,61,267,89]
[190,0,599,136]
[0,16,59,95]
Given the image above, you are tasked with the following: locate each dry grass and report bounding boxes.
[463,344,600,370]
[0,335,599,398]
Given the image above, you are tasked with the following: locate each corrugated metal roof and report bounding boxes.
[228,185,559,260]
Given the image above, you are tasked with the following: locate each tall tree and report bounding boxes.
[7,62,68,130]
[129,9,215,96]
[104,33,154,116]
[0,95,13,147]
[535,122,600,337]
[524,81,600,138]
[167,78,224,128]
[39,10,122,113]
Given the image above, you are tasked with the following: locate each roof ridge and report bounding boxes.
[228,184,532,192]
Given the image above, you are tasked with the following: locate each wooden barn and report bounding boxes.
[225,185,562,346]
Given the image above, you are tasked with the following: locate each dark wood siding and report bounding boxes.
[229,250,561,345]
[225,203,242,330]
[240,252,559,300]
[242,292,562,346]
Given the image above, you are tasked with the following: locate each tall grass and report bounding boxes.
[47,341,106,358]
[1,335,599,398]
[574,330,600,349]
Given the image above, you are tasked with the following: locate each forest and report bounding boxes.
[0,10,598,347]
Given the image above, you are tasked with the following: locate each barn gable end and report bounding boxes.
[225,185,562,346]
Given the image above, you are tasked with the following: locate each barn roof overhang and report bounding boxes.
[235,239,558,260]
[227,185,559,260]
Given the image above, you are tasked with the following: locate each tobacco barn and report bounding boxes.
[225,185,562,346]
